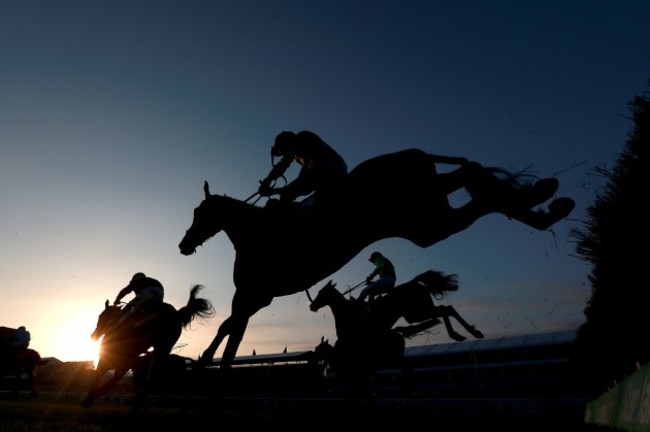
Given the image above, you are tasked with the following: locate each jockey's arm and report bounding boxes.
[264,154,293,185]
[114,285,133,305]
[259,154,295,196]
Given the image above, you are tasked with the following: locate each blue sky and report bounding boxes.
[1,1,649,362]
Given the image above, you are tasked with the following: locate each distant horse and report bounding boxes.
[179,149,574,367]
[81,284,214,409]
[309,336,334,378]
[0,348,48,396]
[308,285,406,396]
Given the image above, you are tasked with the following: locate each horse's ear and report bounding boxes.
[105,300,109,308]
[204,181,210,198]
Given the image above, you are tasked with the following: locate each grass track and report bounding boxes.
[0,398,619,432]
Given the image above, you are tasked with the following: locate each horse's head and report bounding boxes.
[179,181,226,256]
[313,336,333,359]
[90,300,122,342]
[310,336,334,374]
[308,280,341,312]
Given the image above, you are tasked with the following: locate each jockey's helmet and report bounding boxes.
[272,131,296,157]
[131,272,146,283]
[369,252,382,262]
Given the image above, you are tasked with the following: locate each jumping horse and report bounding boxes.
[307,269,483,394]
[178,149,575,368]
[308,269,484,343]
[81,284,214,409]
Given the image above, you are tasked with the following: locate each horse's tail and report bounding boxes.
[176,284,215,329]
[412,269,459,297]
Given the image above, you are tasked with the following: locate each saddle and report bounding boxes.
[264,198,315,224]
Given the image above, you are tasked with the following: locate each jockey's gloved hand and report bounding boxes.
[258,178,274,197]
[366,277,372,284]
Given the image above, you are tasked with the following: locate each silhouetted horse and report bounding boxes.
[81,285,214,409]
[309,270,484,342]
[179,149,574,368]
[309,336,334,377]
[307,270,483,394]
[0,348,47,396]
[308,296,405,397]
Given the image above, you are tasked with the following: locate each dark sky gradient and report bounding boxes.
[1,1,649,361]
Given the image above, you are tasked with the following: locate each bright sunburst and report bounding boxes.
[50,317,101,365]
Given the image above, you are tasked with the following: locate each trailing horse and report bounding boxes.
[81,284,214,409]
[179,149,574,368]
[307,269,483,394]
[308,285,406,396]
[0,348,48,396]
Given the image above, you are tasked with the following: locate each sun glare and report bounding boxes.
[52,318,101,365]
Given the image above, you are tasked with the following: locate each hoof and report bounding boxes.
[506,197,575,230]
[450,332,466,342]
[549,197,576,218]
[470,327,485,339]
[524,178,559,208]
[196,354,212,369]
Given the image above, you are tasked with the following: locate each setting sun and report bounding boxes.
[53,320,100,365]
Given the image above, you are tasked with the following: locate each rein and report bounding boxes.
[342,280,366,296]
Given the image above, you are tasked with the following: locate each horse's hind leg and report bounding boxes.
[503,197,575,230]
[438,305,484,341]
[456,163,575,230]
[440,314,467,342]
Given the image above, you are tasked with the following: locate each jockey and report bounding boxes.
[111,272,165,330]
[258,130,348,209]
[11,326,31,351]
[1,326,31,361]
[358,252,397,302]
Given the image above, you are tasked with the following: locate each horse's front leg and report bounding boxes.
[201,293,266,368]
[82,367,126,408]
[200,315,237,366]
[220,316,250,368]
[26,370,37,397]
[82,366,106,407]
